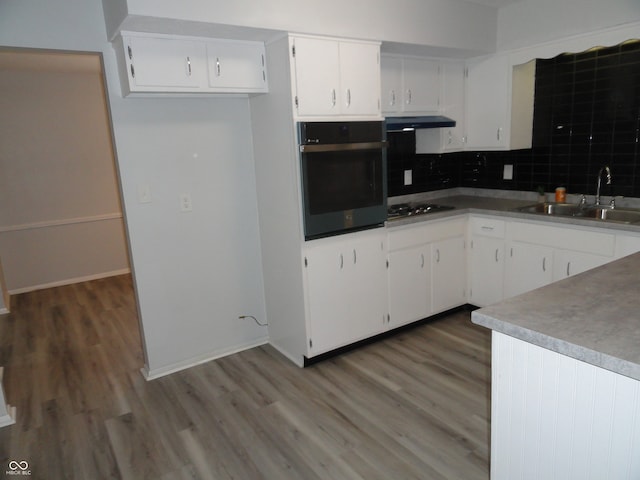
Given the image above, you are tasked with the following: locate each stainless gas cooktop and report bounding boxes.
[387,202,455,220]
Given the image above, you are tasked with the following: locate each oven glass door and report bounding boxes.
[305,148,383,214]
[301,145,387,239]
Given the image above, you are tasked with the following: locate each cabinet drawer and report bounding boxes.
[423,217,466,243]
[508,222,615,256]
[470,217,505,238]
[388,217,466,251]
[388,224,431,251]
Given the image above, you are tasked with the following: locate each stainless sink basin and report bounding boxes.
[516,202,640,224]
[581,207,640,224]
[516,202,584,216]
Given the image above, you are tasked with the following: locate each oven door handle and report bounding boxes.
[300,141,387,153]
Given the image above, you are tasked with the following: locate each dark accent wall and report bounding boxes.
[387,40,640,199]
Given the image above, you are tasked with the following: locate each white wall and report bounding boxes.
[104,0,498,56]
[0,0,268,377]
[497,0,640,52]
[0,58,129,292]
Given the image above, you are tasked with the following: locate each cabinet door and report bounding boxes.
[388,246,431,328]
[304,241,349,354]
[465,54,510,150]
[292,36,341,116]
[347,232,388,340]
[206,40,267,92]
[440,62,466,152]
[304,230,387,355]
[469,236,505,307]
[504,242,553,298]
[380,56,403,114]
[432,236,466,313]
[552,249,611,282]
[339,42,380,116]
[402,58,440,113]
[125,35,207,90]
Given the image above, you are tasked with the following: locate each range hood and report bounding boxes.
[385,115,456,131]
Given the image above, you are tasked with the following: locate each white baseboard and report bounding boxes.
[140,337,269,380]
[0,405,16,428]
[8,268,131,295]
[0,367,15,428]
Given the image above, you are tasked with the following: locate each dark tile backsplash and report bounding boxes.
[388,40,640,199]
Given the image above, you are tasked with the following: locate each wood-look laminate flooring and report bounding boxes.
[0,274,491,479]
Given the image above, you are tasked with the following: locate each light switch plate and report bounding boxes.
[503,164,514,180]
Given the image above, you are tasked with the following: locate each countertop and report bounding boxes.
[385,192,640,234]
[472,251,640,381]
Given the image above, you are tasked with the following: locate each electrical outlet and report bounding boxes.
[404,169,413,186]
[503,164,514,180]
[180,193,193,212]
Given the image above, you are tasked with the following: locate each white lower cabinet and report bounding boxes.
[503,219,615,299]
[303,214,632,358]
[387,244,431,328]
[468,217,506,307]
[504,241,554,299]
[387,217,467,327]
[552,249,611,281]
[432,235,466,313]
[303,229,387,356]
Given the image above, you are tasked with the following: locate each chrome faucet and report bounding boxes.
[595,165,612,206]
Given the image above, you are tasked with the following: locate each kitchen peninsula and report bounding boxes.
[472,252,640,479]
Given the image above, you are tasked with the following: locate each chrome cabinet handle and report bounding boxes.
[567,262,571,277]
[542,257,546,272]
[130,64,135,78]
[497,127,502,141]
[340,254,343,269]
[187,57,192,76]
[331,89,336,107]
[436,249,440,263]
[406,89,412,105]
[216,57,221,76]
[421,253,425,268]
[127,45,133,60]
[390,90,396,106]
[353,249,357,264]
[495,249,499,263]
[346,88,351,107]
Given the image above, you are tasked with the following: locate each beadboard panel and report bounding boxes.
[491,331,640,480]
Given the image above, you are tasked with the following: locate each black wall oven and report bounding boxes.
[298,121,387,240]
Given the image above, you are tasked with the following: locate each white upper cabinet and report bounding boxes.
[381,55,440,114]
[465,53,511,150]
[291,35,381,117]
[123,35,208,91]
[402,58,440,113]
[440,61,466,151]
[117,32,268,96]
[414,60,466,154]
[206,39,268,92]
[380,55,403,113]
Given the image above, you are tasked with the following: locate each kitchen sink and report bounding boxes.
[580,207,640,224]
[515,202,640,224]
[516,202,584,216]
